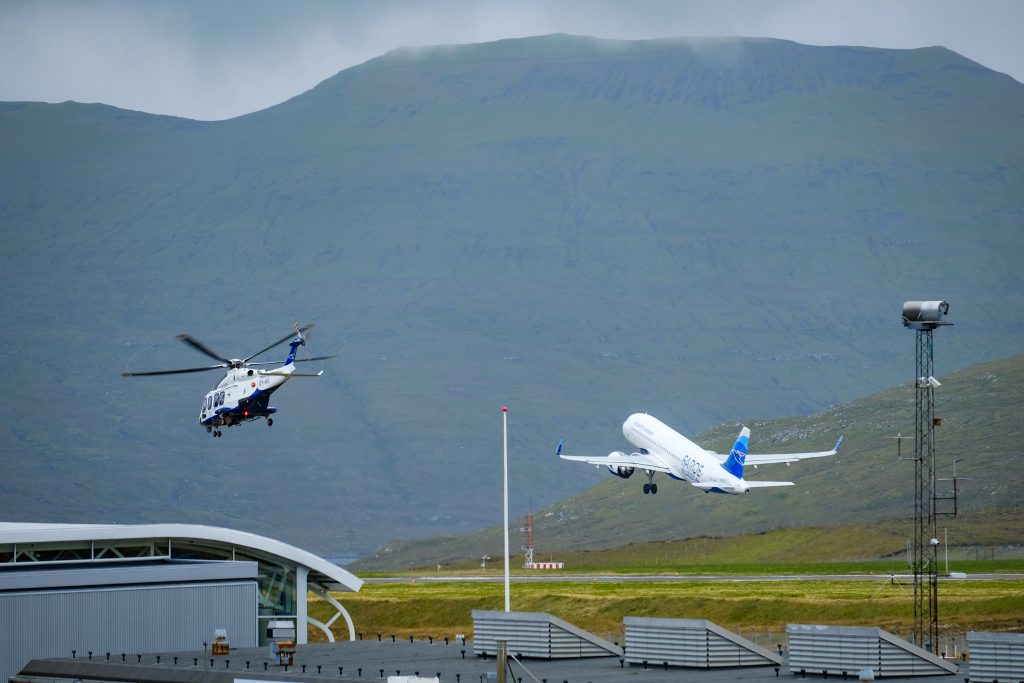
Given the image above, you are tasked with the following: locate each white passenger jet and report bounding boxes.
[556,413,842,495]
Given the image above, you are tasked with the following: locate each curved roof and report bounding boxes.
[0,522,362,592]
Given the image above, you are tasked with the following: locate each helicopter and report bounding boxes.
[122,324,333,436]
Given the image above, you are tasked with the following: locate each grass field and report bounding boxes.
[322,513,1024,645]
[311,574,1024,645]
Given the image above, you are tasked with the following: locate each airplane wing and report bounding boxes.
[556,440,674,473]
[743,436,843,466]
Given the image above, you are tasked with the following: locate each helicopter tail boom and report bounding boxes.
[284,337,305,365]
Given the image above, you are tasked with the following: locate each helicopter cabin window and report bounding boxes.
[207,396,212,410]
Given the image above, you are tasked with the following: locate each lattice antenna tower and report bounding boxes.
[521,514,534,568]
[902,300,953,652]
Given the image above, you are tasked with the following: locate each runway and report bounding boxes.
[366,572,1024,583]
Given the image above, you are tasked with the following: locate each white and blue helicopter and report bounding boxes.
[122,324,333,437]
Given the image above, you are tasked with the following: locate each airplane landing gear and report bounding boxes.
[643,471,657,494]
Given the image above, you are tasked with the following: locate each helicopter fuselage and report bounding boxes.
[123,325,328,437]
[199,365,296,429]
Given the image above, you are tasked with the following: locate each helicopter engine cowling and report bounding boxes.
[605,452,636,479]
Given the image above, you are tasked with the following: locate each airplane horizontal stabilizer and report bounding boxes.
[743,480,795,488]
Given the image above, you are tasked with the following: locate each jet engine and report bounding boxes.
[605,452,635,479]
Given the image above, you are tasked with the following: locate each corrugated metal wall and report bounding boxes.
[548,623,612,658]
[624,617,781,668]
[474,614,549,658]
[472,611,620,659]
[1,581,256,682]
[967,631,1024,682]
[787,624,958,677]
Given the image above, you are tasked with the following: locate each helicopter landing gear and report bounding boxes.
[212,428,222,437]
[266,418,273,427]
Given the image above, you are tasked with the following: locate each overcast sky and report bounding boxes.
[2,0,1021,121]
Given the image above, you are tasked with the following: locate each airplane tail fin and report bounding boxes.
[721,427,750,478]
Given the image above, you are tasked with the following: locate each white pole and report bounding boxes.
[502,406,510,612]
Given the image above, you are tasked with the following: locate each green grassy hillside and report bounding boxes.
[354,355,1024,569]
[313,578,1024,643]
[1,35,1022,556]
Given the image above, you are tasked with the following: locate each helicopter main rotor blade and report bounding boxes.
[244,354,336,367]
[177,334,231,364]
[261,370,324,377]
[243,323,315,363]
[122,364,226,377]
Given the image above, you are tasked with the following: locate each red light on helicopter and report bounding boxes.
[251,382,256,388]
[244,410,249,417]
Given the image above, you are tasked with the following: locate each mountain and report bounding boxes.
[353,354,1024,570]
[1,35,1022,557]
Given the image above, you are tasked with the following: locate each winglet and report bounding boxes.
[556,438,564,457]
[834,435,844,453]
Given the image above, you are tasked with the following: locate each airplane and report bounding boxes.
[122,324,333,437]
[556,413,842,495]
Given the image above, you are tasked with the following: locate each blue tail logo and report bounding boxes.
[285,335,305,365]
[721,427,750,478]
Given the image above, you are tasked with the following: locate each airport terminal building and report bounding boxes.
[0,522,363,682]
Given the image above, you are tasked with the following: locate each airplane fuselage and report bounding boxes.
[622,413,749,494]
[558,412,838,495]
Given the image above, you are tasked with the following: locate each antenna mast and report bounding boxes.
[522,514,534,568]
[902,301,953,652]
